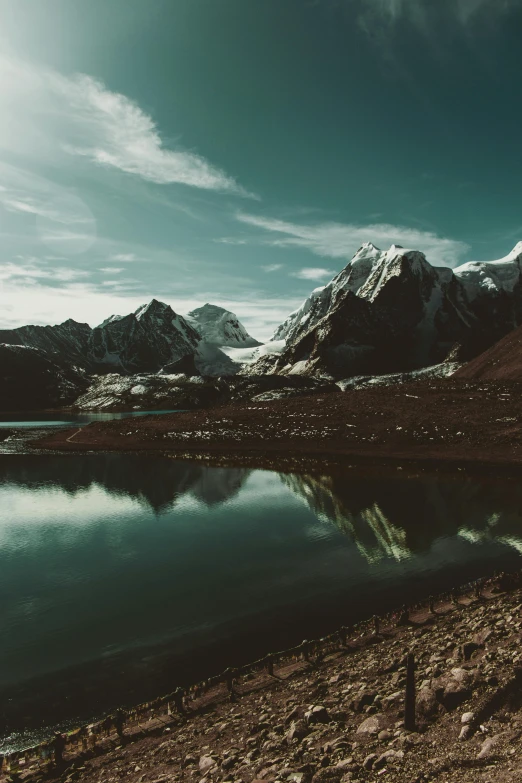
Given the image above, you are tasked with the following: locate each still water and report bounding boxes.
[2,432,522,749]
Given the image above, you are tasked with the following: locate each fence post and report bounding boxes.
[404,652,416,732]
[266,654,274,676]
[301,640,310,662]
[174,687,186,715]
[224,668,237,699]
[373,615,380,635]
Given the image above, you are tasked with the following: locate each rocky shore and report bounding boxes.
[36,379,522,474]
[5,574,522,783]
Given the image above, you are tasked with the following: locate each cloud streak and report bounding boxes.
[236,212,469,267]
[355,0,521,30]
[293,267,336,281]
[0,56,253,197]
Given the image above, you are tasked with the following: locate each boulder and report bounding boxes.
[356,714,387,735]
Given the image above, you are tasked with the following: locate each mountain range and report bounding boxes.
[0,301,259,377]
[2,240,522,410]
[251,241,522,379]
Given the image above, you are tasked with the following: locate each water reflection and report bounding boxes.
[1,455,522,746]
[282,471,522,563]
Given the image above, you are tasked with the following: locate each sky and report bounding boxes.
[1,0,522,340]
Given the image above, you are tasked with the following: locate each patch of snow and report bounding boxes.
[336,361,462,390]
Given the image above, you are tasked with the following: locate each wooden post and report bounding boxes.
[374,615,380,635]
[404,653,416,732]
[301,640,310,661]
[266,654,274,676]
[173,687,186,715]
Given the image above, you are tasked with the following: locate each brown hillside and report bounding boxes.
[455,325,522,380]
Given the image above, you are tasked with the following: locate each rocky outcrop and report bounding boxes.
[0,344,89,411]
[250,242,522,379]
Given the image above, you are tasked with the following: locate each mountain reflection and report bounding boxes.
[0,454,251,513]
[281,471,522,563]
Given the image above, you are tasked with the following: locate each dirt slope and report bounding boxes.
[455,325,522,380]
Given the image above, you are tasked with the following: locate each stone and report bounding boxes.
[311,767,344,783]
[362,754,377,770]
[473,628,493,647]
[450,668,474,686]
[286,720,310,743]
[477,735,501,759]
[335,758,354,769]
[351,691,377,712]
[221,755,238,770]
[461,642,479,661]
[377,729,392,741]
[459,725,472,741]
[356,714,387,735]
[461,712,474,724]
[309,705,330,724]
[199,756,217,774]
[416,687,440,721]
[373,750,404,770]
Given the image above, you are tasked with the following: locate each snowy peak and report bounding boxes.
[134,298,174,321]
[187,303,261,347]
[260,240,522,380]
[454,244,522,295]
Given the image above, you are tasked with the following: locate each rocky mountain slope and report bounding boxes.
[186,303,261,347]
[454,322,522,380]
[71,372,337,412]
[0,300,256,378]
[0,344,89,411]
[250,242,522,379]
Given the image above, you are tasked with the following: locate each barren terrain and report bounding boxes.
[6,575,522,783]
[36,380,522,473]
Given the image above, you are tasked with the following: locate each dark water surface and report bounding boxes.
[2,442,522,750]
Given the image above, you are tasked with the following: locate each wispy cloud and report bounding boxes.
[262,264,283,272]
[0,55,254,197]
[292,267,336,281]
[214,237,249,245]
[99,267,124,274]
[109,253,138,262]
[0,257,88,284]
[355,0,520,31]
[236,212,469,267]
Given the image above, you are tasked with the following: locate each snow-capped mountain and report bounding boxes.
[186,303,261,347]
[0,299,245,376]
[0,319,92,366]
[249,242,522,379]
[90,299,201,373]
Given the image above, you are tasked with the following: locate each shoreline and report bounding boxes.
[4,570,522,783]
[31,379,522,476]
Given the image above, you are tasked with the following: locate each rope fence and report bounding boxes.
[1,568,520,777]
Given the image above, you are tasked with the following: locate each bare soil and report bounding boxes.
[7,576,522,783]
[455,326,522,381]
[35,379,522,474]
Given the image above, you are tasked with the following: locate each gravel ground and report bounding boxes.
[35,380,522,473]
[7,575,522,783]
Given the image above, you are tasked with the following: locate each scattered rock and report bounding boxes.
[477,734,501,759]
[356,714,387,735]
[199,755,217,773]
[373,749,404,770]
[311,767,344,783]
[286,720,310,743]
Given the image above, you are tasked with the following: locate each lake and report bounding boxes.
[1,414,522,751]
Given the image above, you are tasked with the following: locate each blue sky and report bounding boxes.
[0,0,521,340]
